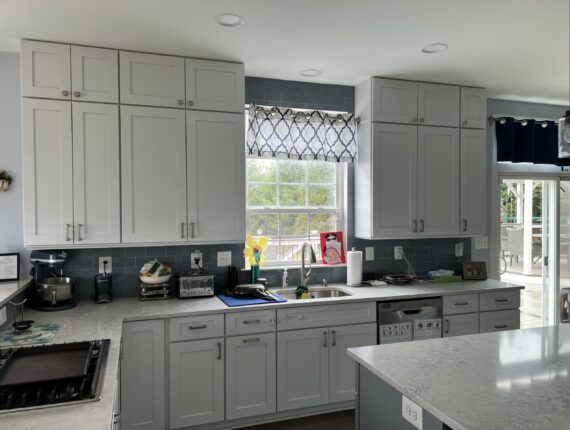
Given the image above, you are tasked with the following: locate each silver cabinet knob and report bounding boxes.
[62,90,69,97]
[178,99,184,106]
[462,120,468,126]
[419,117,425,123]
[412,116,418,123]
[187,100,195,106]
[74,91,81,98]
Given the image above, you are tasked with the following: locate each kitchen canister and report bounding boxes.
[346,247,363,286]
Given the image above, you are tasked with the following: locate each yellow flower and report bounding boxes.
[243,235,268,267]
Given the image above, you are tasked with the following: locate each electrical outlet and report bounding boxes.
[217,251,232,267]
[365,247,374,261]
[98,257,112,274]
[402,395,423,430]
[0,306,6,326]
[455,242,464,257]
[394,246,403,260]
[191,251,203,269]
[474,236,488,249]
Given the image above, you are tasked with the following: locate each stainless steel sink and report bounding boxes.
[276,287,352,300]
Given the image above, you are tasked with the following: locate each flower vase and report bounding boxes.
[251,265,260,284]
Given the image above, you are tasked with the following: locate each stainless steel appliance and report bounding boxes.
[378,298,443,344]
[93,274,113,304]
[29,250,76,311]
[176,271,215,298]
[0,339,109,413]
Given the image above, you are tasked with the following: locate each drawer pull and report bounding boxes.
[494,324,508,329]
[217,342,222,360]
[494,298,509,303]
[242,319,261,325]
[188,324,207,330]
[242,337,261,344]
[454,301,469,306]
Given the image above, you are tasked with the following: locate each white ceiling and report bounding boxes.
[0,0,567,105]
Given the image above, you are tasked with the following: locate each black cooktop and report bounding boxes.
[0,339,109,412]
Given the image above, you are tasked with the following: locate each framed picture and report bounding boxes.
[0,253,19,281]
[320,231,346,265]
[462,261,487,280]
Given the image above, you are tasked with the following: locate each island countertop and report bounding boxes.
[348,325,570,430]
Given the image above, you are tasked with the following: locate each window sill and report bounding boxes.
[242,263,346,272]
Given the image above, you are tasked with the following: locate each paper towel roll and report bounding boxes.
[346,247,363,286]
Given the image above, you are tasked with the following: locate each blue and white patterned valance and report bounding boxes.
[246,105,358,163]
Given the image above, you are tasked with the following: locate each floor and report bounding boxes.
[242,410,355,430]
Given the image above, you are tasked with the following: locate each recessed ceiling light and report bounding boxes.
[216,13,243,27]
[301,69,321,77]
[421,43,448,54]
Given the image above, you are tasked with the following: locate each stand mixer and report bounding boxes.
[28,250,76,311]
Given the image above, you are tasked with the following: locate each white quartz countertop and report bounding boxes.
[1,279,523,429]
[348,325,570,430]
[0,279,32,309]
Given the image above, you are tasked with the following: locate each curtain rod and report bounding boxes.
[488,115,554,127]
[249,105,361,124]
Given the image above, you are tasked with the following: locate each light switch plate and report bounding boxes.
[217,251,232,267]
[0,306,6,326]
[474,236,488,249]
[455,242,464,257]
[365,247,374,261]
[98,256,112,274]
[394,246,403,260]
[402,395,423,430]
[191,251,203,269]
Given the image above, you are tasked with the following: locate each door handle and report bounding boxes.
[331,330,336,347]
[217,342,222,360]
[323,331,328,348]
[444,319,450,334]
[412,219,417,233]
[419,219,424,233]
[242,337,261,344]
[190,222,195,238]
[77,223,83,241]
[463,218,468,232]
[180,222,185,239]
[65,224,71,241]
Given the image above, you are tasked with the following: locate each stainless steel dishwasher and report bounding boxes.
[378,297,443,344]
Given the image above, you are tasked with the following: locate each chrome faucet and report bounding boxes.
[300,242,317,287]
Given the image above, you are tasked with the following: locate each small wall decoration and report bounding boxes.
[462,261,487,280]
[0,170,12,192]
[0,253,20,281]
[320,231,346,265]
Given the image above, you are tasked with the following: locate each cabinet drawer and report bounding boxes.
[443,313,478,337]
[277,302,376,331]
[479,309,520,333]
[170,314,224,341]
[479,290,520,312]
[443,294,479,315]
[226,310,276,336]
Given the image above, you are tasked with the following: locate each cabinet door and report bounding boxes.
[187,111,245,242]
[71,45,118,103]
[443,313,479,337]
[22,98,73,246]
[277,328,328,411]
[479,310,520,333]
[460,129,486,235]
[226,333,276,420]
[21,40,71,99]
[372,78,418,124]
[72,103,120,244]
[460,87,486,129]
[186,59,245,112]
[417,127,460,235]
[120,51,185,108]
[170,339,224,428]
[329,324,376,403]
[121,106,187,243]
[372,124,418,238]
[418,83,460,127]
[121,320,165,430]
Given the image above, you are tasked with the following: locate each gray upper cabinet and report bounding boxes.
[186,59,245,112]
[371,78,418,124]
[120,51,185,108]
[460,87,487,129]
[70,45,118,103]
[460,129,487,235]
[418,83,460,127]
[21,40,71,100]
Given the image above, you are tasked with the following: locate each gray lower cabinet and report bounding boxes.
[121,320,165,430]
[443,313,479,337]
[226,333,276,420]
[170,338,225,428]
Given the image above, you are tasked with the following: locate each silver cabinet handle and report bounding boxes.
[190,222,195,238]
[62,90,69,97]
[73,91,81,98]
[462,120,468,126]
[494,298,509,303]
[454,301,469,306]
[77,223,83,241]
[323,331,328,348]
[419,219,425,233]
[178,99,184,106]
[65,223,71,241]
[463,218,468,232]
[242,337,261,344]
[412,116,418,123]
[412,219,418,233]
[331,330,336,347]
[180,222,185,239]
[217,342,222,360]
[243,319,261,325]
[494,324,508,329]
[188,100,195,106]
[419,117,425,123]
[113,413,120,424]
[444,319,450,334]
[188,324,207,330]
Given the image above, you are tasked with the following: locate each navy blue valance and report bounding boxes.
[495,117,566,165]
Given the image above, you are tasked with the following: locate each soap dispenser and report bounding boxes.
[282,268,289,288]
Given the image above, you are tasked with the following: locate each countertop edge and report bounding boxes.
[0,279,32,309]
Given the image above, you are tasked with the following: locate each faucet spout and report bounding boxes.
[300,242,317,287]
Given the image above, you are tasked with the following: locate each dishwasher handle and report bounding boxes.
[402,309,423,315]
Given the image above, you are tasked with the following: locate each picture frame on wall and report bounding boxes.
[462,261,487,280]
[0,253,20,281]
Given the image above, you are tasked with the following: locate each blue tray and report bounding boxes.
[217,293,287,307]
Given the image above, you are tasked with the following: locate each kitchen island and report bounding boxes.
[348,325,570,430]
